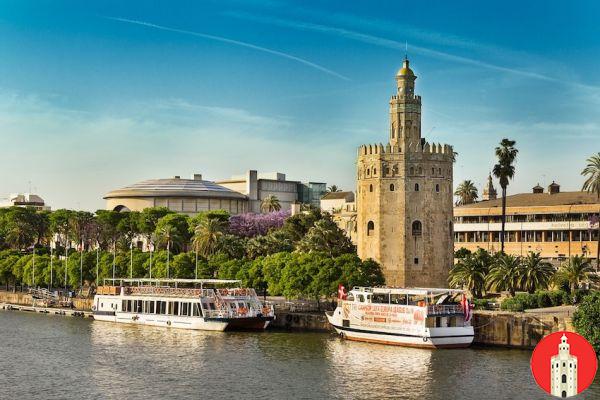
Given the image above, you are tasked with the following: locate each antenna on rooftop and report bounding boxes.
[405,41,408,60]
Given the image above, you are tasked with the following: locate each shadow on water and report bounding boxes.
[1,312,599,399]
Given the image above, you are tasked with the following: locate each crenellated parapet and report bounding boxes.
[358,141,453,159]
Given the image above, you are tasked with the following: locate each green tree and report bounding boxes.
[4,207,37,250]
[50,209,75,254]
[327,185,341,193]
[486,253,522,296]
[555,255,598,301]
[32,210,51,246]
[191,218,227,259]
[581,152,600,199]
[449,249,492,298]
[155,214,190,253]
[0,251,20,290]
[454,180,479,206]
[519,252,555,294]
[189,209,230,228]
[171,252,195,278]
[281,208,323,242]
[454,247,472,260]
[492,138,518,253]
[296,216,354,257]
[572,292,600,354]
[260,195,281,213]
[246,230,294,259]
[338,254,385,289]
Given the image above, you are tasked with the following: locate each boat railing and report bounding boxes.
[123,286,213,298]
[427,304,464,315]
[216,288,257,298]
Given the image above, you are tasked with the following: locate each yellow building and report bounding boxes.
[454,181,600,264]
[356,58,454,287]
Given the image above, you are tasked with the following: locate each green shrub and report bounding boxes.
[501,290,570,311]
[572,292,600,354]
[472,299,489,310]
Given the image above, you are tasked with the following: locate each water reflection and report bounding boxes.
[1,312,599,400]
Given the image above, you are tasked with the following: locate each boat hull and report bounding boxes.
[207,315,275,331]
[326,311,474,349]
[93,312,229,331]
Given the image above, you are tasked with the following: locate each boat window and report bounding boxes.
[346,294,354,302]
[238,302,245,308]
[357,294,365,302]
[408,295,426,306]
[122,300,127,312]
[193,303,201,317]
[149,301,155,314]
[136,300,142,313]
[371,293,390,303]
[390,294,408,304]
[187,303,192,316]
[181,302,188,316]
[173,302,179,316]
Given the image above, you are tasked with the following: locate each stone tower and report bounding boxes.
[482,173,497,201]
[356,59,454,288]
[550,334,578,397]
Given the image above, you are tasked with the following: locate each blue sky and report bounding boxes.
[1,0,599,210]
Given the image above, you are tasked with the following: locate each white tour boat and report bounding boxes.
[93,278,274,331]
[326,287,474,348]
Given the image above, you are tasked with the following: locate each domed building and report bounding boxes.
[104,174,248,216]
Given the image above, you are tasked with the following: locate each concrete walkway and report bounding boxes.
[524,305,577,316]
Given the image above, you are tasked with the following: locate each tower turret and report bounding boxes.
[390,58,421,147]
[482,174,497,201]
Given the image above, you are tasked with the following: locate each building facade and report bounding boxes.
[551,334,578,398]
[454,182,600,264]
[356,59,454,287]
[0,193,50,211]
[217,170,326,212]
[104,174,248,216]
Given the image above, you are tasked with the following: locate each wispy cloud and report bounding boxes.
[104,16,350,81]
[224,11,600,92]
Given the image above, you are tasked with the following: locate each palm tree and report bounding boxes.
[454,180,479,206]
[492,138,518,253]
[519,252,555,294]
[327,185,341,193]
[156,224,183,279]
[260,195,281,213]
[555,255,598,297]
[486,253,522,296]
[192,218,226,259]
[581,152,600,270]
[448,251,490,298]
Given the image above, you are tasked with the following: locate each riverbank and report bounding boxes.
[0,290,577,348]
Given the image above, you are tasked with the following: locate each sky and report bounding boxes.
[1,0,599,211]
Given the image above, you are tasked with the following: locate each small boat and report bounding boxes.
[93,278,274,331]
[326,286,474,348]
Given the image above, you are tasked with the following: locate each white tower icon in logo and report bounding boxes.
[551,334,578,398]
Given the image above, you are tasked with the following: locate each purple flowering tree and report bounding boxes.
[229,211,290,238]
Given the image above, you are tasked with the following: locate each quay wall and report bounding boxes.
[0,291,93,311]
[472,311,574,349]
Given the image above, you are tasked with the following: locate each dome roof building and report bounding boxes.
[104,174,248,215]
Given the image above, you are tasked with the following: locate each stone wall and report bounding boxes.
[0,291,93,311]
[268,312,332,332]
[472,310,574,348]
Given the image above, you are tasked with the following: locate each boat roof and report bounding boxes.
[350,287,464,295]
[103,278,241,286]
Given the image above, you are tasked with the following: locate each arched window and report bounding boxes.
[435,184,440,192]
[369,184,373,192]
[414,183,420,191]
[412,220,422,236]
[431,167,435,175]
[373,168,377,175]
[366,168,370,176]
[438,167,442,175]
[390,184,395,191]
[367,221,374,236]
[418,167,423,175]
[562,375,566,384]
[409,167,414,175]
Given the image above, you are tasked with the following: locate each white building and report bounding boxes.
[0,193,50,211]
[551,334,578,398]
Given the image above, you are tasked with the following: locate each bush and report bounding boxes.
[472,299,489,310]
[501,290,569,311]
[572,292,600,354]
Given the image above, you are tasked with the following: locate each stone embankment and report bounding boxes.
[0,290,576,349]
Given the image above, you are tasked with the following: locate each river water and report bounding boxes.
[1,311,598,399]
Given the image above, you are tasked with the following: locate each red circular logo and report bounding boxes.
[531,331,597,398]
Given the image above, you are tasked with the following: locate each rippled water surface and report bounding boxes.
[1,311,599,399]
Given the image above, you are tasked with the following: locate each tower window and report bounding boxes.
[369,184,373,192]
[414,183,420,191]
[435,184,440,193]
[373,168,377,175]
[431,167,435,175]
[410,167,414,175]
[418,167,423,175]
[367,221,374,236]
[438,168,442,174]
[414,258,419,264]
[390,184,395,191]
[412,220,422,236]
[562,375,566,384]
[367,168,370,176]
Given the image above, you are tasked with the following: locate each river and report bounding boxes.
[1,311,598,399]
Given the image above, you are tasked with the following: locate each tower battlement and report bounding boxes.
[358,142,453,158]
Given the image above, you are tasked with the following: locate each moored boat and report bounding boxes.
[326,286,474,348]
[93,278,274,331]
